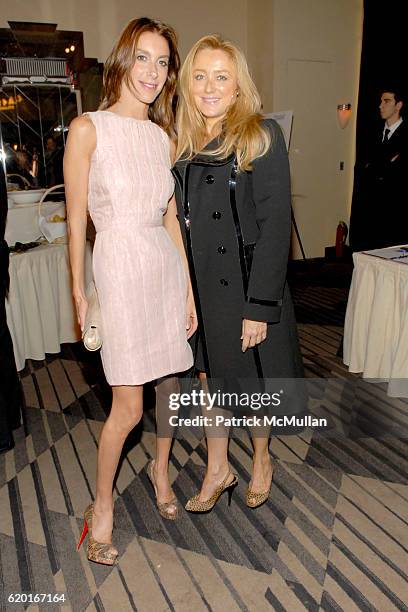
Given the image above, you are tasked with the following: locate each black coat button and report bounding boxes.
[220,278,229,286]
[218,246,226,254]
[205,175,215,184]
[212,211,221,220]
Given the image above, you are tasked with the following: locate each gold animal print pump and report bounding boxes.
[77,504,118,566]
[185,472,238,513]
[147,459,179,520]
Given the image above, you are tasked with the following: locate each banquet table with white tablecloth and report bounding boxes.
[6,242,93,371]
[5,200,67,246]
[343,248,408,397]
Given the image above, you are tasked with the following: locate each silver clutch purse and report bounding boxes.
[82,281,102,351]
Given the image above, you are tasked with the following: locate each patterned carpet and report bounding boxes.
[1,265,408,611]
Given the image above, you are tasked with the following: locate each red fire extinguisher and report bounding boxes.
[335,221,348,258]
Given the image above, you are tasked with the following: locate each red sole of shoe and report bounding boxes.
[77,520,88,550]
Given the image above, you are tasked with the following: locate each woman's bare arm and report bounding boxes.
[163,138,197,338]
[163,196,198,338]
[163,196,190,285]
[63,115,96,329]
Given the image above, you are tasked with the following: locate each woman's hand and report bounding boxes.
[186,290,198,339]
[241,319,267,352]
[74,292,88,332]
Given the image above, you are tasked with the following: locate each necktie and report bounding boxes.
[383,128,390,143]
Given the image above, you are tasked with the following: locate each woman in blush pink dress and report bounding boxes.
[64,17,196,566]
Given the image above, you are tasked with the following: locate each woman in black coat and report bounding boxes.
[173,35,304,512]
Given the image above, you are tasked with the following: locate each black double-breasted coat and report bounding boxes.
[173,119,303,393]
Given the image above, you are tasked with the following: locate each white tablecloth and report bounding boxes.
[5,201,66,246]
[6,242,93,371]
[343,251,408,397]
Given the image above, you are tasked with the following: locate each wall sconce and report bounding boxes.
[337,104,352,129]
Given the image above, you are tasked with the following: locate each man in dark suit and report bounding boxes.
[350,88,407,251]
[0,162,21,452]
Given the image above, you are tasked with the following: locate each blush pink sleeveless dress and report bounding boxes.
[85,110,193,385]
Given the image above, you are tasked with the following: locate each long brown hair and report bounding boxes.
[100,17,180,138]
[176,35,270,171]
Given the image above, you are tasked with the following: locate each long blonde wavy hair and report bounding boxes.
[176,35,271,171]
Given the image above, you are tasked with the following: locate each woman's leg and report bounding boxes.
[250,432,273,493]
[196,372,234,501]
[152,376,178,515]
[92,385,143,547]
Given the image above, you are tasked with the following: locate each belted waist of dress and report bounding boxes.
[95,219,164,233]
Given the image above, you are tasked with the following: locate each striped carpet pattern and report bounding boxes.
[1,276,408,611]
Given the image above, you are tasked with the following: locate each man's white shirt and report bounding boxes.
[383,117,403,140]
